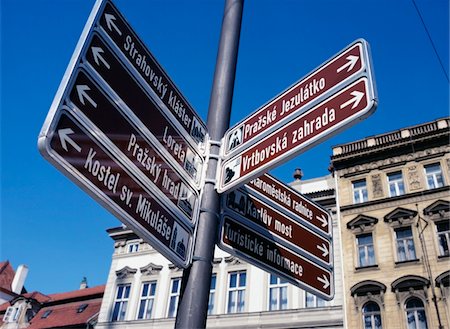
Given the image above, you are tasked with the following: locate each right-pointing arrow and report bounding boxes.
[317,274,330,289]
[340,91,364,110]
[76,85,97,108]
[317,243,329,258]
[316,214,329,228]
[337,55,359,73]
[58,128,81,153]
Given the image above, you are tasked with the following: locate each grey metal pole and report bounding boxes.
[174,0,243,328]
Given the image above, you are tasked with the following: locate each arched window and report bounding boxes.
[362,302,382,329]
[405,298,428,329]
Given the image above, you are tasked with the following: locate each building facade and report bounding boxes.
[96,174,344,328]
[331,117,450,329]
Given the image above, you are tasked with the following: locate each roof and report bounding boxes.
[0,261,15,291]
[27,299,102,329]
[46,284,105,304]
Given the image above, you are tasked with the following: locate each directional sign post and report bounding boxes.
[38,0,207,268]
[219,173,334,299]
[218,39,377,193]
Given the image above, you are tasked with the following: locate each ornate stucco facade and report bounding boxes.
[331,117,450,329]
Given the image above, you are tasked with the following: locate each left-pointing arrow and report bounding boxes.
[91,47,110,69]
[58,128,81,152]
[105,13,122,36]
[76,85,97,108]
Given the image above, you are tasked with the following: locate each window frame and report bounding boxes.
[305,291,326,308]
[352,179,368,204]
[136,280,157,320]
[387,171,405,197]
[435,220,450,258]
[167,277,182,318]
[404,297,429,329]
[111,283,131,322]
[362,301,383,329]
[424,163,444,189]
[226,270,247,314]
[208,273,217,315]
[394,226,418,263]
[356,232,377,268]
[267,274,289,311]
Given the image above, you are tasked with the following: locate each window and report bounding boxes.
[424,163,444,189]
[3,306,23,322]
[357,233,376,267]
[41,309,52,319]
[167,278,181,318]
[305,291,326,308]
[137,281,157,320]
[227,271,246,313]
[76,304,88,313]
[353,179,368,203]
[127,242,139,253]
[363,302,382,329]
[268,274,288,311]
[208,274,217,315]
[436,221,450,257]
[388,171,405,197]
[405,298,428,329]
[395,227,417,262]
[111,284,131,321]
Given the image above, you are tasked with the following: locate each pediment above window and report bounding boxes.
[435,270,449,288]
[347,215,378,232]
[391,275,430,305]
[140,262,163,276]
[384,207,417,225]
[350,280,386,310]
[115,266,137,279]
[224,256,243,266]
[423,200,450,219]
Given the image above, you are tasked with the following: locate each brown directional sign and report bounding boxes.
[245,174,332,236]
[67,69,199,223]
[38,0,205,268]
[223,188,332,266]
[223,39,368,156]
[43,111,194,267]
[218,77,376,192]
[219,216,333,300]
[98,1,207,146]
[84,32,204,188]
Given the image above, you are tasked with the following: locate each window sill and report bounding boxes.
[355,264,379,272]
[395,259,420,267]
[438,254,450,260]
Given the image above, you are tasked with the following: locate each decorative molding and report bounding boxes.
[140,262,163,276]
[371,174,384,198]
[407,166,421,191]
[115,266,137,279]
[336,145,449,177]
[224,256,244,266]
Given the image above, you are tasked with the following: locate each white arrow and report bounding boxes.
[76,85,97,108]
[340,91,364,110]
[105,13,122,36]
[317,243,329,258]
[337,55,359,73]
[91,47,110,70]
[316,214,329,228]
[58,128,81,153]
[317,274,330,289]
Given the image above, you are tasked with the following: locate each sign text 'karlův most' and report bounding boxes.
[218,174,334,299]
[38,0,207,268]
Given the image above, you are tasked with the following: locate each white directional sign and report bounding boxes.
[38,0,207,268]
[218,39,377,193]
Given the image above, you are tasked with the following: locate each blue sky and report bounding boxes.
[1,0,448,294]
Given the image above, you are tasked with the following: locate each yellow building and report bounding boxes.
[331,117,449,329]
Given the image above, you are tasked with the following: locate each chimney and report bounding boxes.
[80,277,88,289]
[11,265,28,294]
[293,168,303,180]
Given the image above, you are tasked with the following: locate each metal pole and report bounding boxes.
[175,0,243,328]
